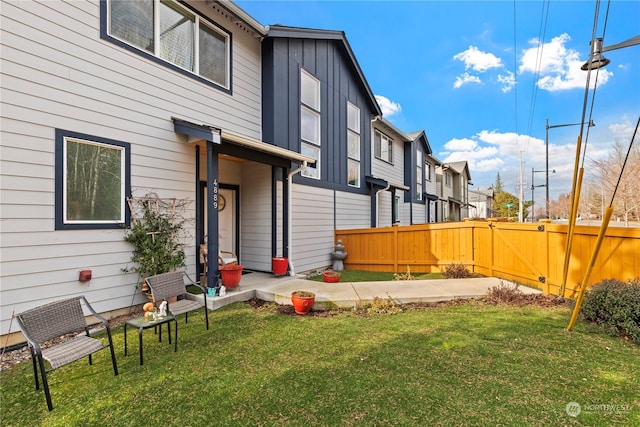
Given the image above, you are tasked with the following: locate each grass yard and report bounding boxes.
[1,301,638,426]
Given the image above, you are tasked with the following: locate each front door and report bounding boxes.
[218,187,237,255]
[198,183,240,276]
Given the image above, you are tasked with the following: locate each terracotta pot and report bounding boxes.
[323,270,341,283]
[220,264,243,288]
[291,291,315,315]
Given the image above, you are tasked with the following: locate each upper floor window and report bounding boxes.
[445,171,452,187]
[347,102,360,187]
[105,0,230,89]
[300,69,321,179]
[416,150,423,200]
[374,130,393,163]
[426,162,432,181]
[55,130,131,229]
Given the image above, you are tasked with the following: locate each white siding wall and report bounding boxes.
[335,192,369,229]
[290,186,335,273]
[290,185,370,273]
[376,190,393,227]
[0,0,262,337]
[240,162,272,271]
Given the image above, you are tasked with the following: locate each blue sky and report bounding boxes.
[236,0,639,200]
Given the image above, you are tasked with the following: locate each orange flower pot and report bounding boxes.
[220,264,243,288]
[272,257,288,276]
[323,270,341,283]
[291,291,315,315]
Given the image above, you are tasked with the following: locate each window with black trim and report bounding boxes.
[103,0,230,90]
[55,129,131,229]
[374,130,393,163]
[416,149,423,200]
[300,69,321,179]
[347,102,360,187]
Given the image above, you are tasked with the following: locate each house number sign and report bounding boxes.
[211,179,219,210]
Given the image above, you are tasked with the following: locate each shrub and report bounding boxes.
[394,265,415,281]
[442,263,471,279]
[485,281,525,305]
[580,278,640,344]
[361,295,402,315]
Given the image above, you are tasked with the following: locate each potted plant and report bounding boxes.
[322,269,341,283]
[123,194,188,299]
[291,290,315,315]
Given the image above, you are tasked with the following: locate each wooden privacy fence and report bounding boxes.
[335,220,640,296]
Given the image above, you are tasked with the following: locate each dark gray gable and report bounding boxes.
[262,25,382,192]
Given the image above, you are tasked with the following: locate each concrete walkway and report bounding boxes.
[195,271,542,311]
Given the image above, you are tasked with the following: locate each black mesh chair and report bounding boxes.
[15,296,118,411]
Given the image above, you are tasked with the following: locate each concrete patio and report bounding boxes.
[192,271,543,311]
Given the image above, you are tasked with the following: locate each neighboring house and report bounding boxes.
[403,131,438,225]
[468,188,495,219]
[370,118,410,227]
[436,161,472,221]
[425,153,442,223]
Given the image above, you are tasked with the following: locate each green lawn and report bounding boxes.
[1,301,638,426]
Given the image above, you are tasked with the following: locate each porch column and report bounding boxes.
[206,140,220,289]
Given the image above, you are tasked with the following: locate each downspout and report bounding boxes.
[287,161,308,276]
[375,183,390,227]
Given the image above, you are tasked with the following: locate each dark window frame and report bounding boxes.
[99,0,233,95]
[55,129,131,230]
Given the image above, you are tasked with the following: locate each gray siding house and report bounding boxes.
[0,0,474,345]
[0,0,310,345]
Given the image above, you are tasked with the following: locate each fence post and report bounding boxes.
[487,219,495,277]
[540,219,552,295]
[393,223,399,272]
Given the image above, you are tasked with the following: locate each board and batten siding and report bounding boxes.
[0,0,263,339]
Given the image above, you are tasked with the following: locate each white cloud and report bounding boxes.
[609,117,636,138]
[375,95,402,117]
[453,73,482,89]
[444,138,477,151]
[497,71,515,93]
[519,33,612,91]
[453,46,503,72]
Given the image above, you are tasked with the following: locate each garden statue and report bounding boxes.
[330,239,348,271]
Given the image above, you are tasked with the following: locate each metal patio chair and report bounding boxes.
[15,296,118,411]
[145,271,209,330]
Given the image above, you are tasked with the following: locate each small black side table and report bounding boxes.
[124,315,177,365]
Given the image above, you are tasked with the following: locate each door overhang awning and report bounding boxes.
[221,130,315,165]
[172,117,315,165]
[366,176,410,191]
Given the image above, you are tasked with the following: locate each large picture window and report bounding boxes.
[301,69,321,179]
[347,102,360,187]
[104,0,230,90]
[416,150,423,200]
[55,130,130,229]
